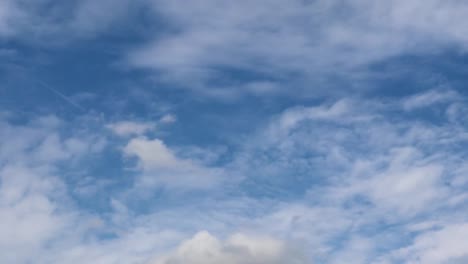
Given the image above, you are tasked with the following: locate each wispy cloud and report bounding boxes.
[107,121,155,137]
[126,0,468,97]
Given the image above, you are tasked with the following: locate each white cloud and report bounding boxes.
[124,137,180,169]
[124,137,223,189]
[276,99,356,131]
[251,204,353,259]
[2,90,468,264]
[0,166,66,260]
[107,117,176,137]
[397,223,468,264]
[362,148,447,216]
[0,117,78,263]
[125,0,468,97]
[107,121,155,137]
[159,114,177,124]
[402,89,460,111]
[68,0,135,36]
[0,0,138,41]
[230,89,468,261]
[149,231,307,264]
[3,0,468,99]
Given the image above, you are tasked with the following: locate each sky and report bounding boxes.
[2,0,468,263]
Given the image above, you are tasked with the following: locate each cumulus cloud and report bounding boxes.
[124,137,223,189]
[150,231,307,264]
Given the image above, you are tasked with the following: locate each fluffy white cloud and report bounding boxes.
[0,116,93,263]
[124,137,223,189]
[0,165,67,263]
[150,231,307,264]
[124,138,180,169]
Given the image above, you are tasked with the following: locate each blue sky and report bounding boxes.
[2,1,468,263]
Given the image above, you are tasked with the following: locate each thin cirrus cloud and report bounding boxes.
[228,89,468,262]
[107,121,155,137]
[0,0,137,39]
[127,0,468,96]
[3,1,468,96]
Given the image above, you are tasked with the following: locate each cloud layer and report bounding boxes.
[3,1,468,263]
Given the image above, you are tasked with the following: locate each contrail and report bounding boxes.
[36,80,86,112]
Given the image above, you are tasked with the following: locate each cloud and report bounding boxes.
[228,88,468,261]
[159,114,176,124]
[149,231,307,264]
[124,137,180,169]
[0,89,467,264]
[4,0,468,99]
[0,0,16,36]
[275,99,364,132]
[124,137,223,190]
[2,84,468,264]
[125,0,468,97]
[396,223,468,264]
[107,121,155,137]
[0,164,67,263]
[402,89,460,111]
[0,116,87,263]
[107,114,177,137]
[0,0,139,41]
[360,148,447,216]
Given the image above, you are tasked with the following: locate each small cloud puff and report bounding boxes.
[159,114,177,124]
[106,121,155,137]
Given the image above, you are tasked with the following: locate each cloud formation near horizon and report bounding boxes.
[150,231,306,264]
